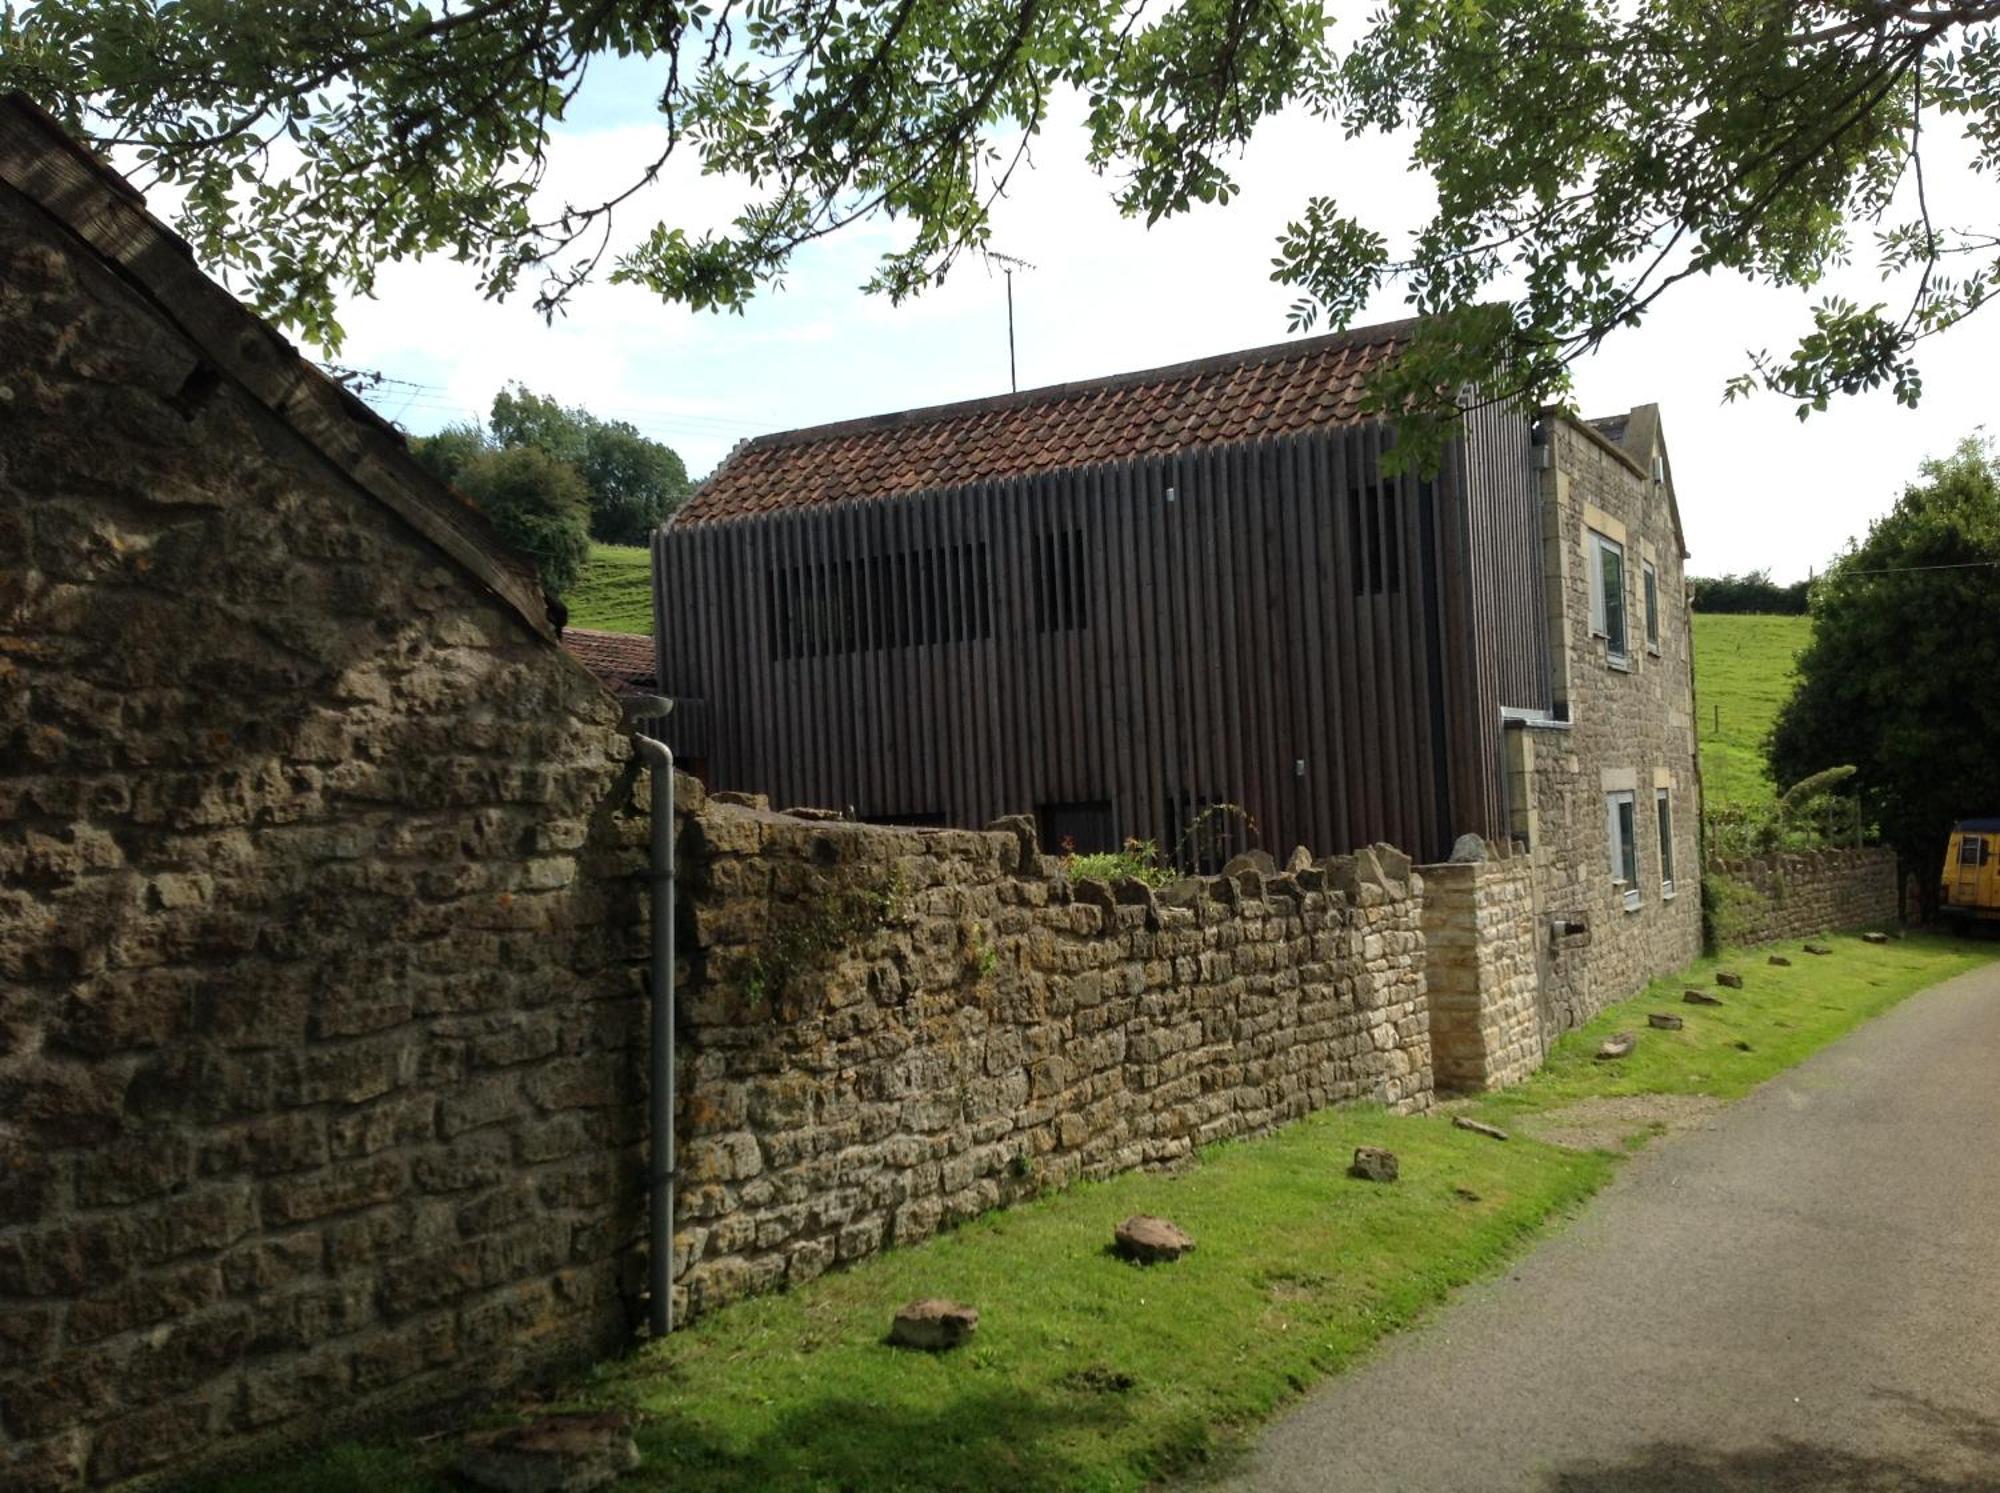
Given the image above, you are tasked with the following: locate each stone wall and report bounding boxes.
[1712,847,1900,946]
[668,803,1431,1317]
[0,184,653,1490]
[1420,850,1542,1093]
[1518,415,1704,1039]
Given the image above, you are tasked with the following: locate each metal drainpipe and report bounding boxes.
[630,732,676,1337]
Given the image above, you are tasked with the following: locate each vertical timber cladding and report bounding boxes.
[653,423,1464,862]
[1449,396,1555,837]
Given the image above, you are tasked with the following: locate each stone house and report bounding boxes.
[649,328,1704,1035]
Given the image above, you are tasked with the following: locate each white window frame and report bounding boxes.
[1657,787,1676,899]
[1643,561,1661,652]
[1588,530,1629,668]
[1606,790,1640,911]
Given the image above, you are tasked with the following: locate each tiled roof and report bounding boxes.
[676,318,1419,525]
[561,628,655,696]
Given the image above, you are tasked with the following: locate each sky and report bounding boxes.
[331,57,2000,584]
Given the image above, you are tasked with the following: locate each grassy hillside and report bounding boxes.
[567,542,652,634]
[1692,612,1811,809]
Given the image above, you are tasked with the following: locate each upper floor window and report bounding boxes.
[768,541,991,660]
[1643,561,1661,652]
[1033,528,1089,633]
[1349,482,1405,595]
[1588,530,1628,667]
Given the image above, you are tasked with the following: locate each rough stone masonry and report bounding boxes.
[669,800,1431,1316]
[0,166,653,1488]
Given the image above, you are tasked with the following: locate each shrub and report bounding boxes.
[454,444,592,598]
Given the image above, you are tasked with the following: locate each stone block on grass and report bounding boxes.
[1348,1146,1399,1183]
[1113,1216,1195,1264]
[888,1298,980,1350]
[1596,1033,1637,1061]
[1648,1012,1684,1031]
[1716,970,1745,989]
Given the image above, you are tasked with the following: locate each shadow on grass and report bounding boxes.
[629,1384,1150,1491]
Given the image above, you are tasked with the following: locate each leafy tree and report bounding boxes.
[1689,571,1812,615]
[451,443,593,599]
[14,1,2000,464]
[407,421,488,488]
[1770,437,2000,912]
[490,386,690,544]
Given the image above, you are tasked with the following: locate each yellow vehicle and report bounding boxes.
[1940,819,2000,924]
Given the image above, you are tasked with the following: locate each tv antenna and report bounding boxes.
[985,252,1036,392]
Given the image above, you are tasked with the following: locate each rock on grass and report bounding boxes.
[889,1298,980,1350]
[1349,1146,1399,1182]
[1113,1215,1196,1263]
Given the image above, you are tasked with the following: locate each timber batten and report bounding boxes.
[651,417,1532,864]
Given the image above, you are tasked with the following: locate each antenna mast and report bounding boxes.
[985,252,1036,394]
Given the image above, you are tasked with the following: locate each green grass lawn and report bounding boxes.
[566,543,652,635]
[1692,612,1812,809]
[215,931,1997,1493]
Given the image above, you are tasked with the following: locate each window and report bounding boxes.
[1643,561,1661,651]
[1657,788,1676,898]
[1961,836,1988,868]
[1348,481,1407,595]
[1032,529,1090,633]
[768,541,991,660]
[1588,531,1628,665]
[1039,800,1116,857]
[1606,790,1639,911]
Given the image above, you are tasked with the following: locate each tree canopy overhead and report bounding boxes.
[10,0,2000,459]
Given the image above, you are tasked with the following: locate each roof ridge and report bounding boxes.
[738,315,1422,456]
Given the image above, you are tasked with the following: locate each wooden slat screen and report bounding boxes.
[652,422,1516,865]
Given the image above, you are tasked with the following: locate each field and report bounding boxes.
[566,543,652,634]
[1691,612,1812,809]
[565,549,1810,816]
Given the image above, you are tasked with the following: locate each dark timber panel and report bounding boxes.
[652,422,1536,863]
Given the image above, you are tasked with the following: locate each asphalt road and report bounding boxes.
[1208,959,2000,1493]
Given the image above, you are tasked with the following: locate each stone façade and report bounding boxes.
[1509,413,1707,1038]
[0,145,652,1487]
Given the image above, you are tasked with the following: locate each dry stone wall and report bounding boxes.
[1421,851,1542,1093]
[667,799,1432,1317]
[1713,848,1899,946]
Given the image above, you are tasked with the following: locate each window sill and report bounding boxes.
[1618,886,1642,913]
[1607,654,1632,673]
[1662,883,1677,902]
